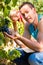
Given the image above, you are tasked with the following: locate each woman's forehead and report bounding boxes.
[10,9,18,16]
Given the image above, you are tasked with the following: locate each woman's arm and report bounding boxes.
[15,39,27,48]
[16,33,43,52]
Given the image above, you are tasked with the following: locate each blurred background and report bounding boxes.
[0,0,43,64]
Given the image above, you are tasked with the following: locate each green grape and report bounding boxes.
[16,21,24,35]
[8,21,14,29]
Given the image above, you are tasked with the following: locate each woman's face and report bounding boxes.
[10,10,20,22]
[20,4,36,23]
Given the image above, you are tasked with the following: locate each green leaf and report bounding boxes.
[0,49,7,58]
[4,0,11,4]
[0,3,3,11]
[0,0,4,2]
[3,7,10,17]
[29,0,34,3]
[0,16,5,27]
[0,32,5,45]
[0,40,3,46]
[8,49,21,60]
[7,5,11,10]
[12,0,18,7]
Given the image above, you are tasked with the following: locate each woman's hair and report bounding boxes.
[19,2,35,9]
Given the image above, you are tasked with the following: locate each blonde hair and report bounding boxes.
[9,9,17,16]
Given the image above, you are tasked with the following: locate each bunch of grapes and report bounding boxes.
[0,25,11,35]
[16,21,24,35]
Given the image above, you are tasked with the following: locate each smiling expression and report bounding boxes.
[20,4,36,23]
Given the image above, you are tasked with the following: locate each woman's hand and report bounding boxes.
[3,32,18,40]
[15,32,22,39]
